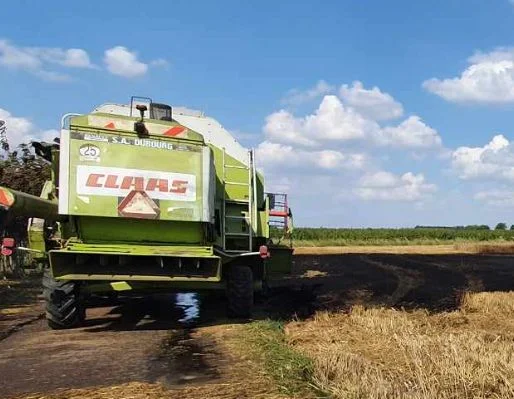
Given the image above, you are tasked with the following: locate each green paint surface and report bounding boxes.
[66,129,206,222]
[59,241,216,256]
[76,216,203,243]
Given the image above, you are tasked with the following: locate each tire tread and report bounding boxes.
[227,265,253,318]
[42,269,84,329]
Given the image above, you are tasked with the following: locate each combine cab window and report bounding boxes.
[150,103,172,121]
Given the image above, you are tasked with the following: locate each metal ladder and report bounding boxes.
[222,149,255,252]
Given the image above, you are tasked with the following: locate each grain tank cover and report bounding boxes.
[58,115,215,223]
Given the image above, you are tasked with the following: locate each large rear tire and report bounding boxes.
[227,265,254,318]
[42,269,85,330]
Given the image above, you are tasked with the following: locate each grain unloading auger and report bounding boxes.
[0,98,293,329]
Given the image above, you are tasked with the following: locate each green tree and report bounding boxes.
[495,222,507,230]
[0,144,51,195]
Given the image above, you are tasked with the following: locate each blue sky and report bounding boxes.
[3,0,514,227]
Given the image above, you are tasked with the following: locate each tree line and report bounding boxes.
[415,223,514,231]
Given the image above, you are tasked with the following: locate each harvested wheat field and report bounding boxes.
[2,252,514,399]
[294,242,514,255]
[286,291,514,399]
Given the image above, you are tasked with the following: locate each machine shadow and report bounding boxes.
[81,253,514,332]
[83,293,204,332]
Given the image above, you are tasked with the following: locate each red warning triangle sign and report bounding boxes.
[104,122,116,129]
[118,191,160,219]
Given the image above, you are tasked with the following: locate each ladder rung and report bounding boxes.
[224,164,248,170]
[222,148,254,253]
[225,181,249,186]
[225,199,249,204]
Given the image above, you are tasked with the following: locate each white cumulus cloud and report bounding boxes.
[258,81,442,209]
[103,46,168,78]
[0,39,41,70]
[451,134,514,180]
[281,80,334,106]
[60,48,94,68]
[0,108,59,148]
[263,109,318,147]
[355,171,437,201]
[423,47,514,103]
[0,39,95,81]
[0,39,169,81]
[358,170,400,188]
[379,116,442,149]
[474,190,514,207]
[256,141,367,171]
[339,81,404,121]
[29,47,95,69]
[265,94,442,150]
[265,95,380,147]
[104,46,149,78]
[304,95,379,142]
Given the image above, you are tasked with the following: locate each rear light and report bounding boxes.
[1,237,15,256]
[259,245,270,259]
[2,237,15,247]
[1,248,13,256]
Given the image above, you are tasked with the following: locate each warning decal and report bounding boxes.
[118,191,160,219]
[76,165,197,202]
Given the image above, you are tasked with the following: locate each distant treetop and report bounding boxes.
[414,225,490,230]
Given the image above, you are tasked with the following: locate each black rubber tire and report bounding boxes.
[227,265,254,318]
[42,269,85,330]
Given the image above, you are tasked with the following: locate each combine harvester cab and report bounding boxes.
[0,97,293,329]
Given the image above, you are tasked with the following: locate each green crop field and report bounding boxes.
[285,227,514,246]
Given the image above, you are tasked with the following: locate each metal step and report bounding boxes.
[225,199,249,204]
[225,232,251,237]
[225,215,250,220]
[224,164,248,170]
[224,249,251,254]
[224,181,250,186]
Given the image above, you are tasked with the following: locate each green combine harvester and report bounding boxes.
[0,97,293,329]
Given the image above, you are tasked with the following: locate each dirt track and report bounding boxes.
[0,295,235,398]
[1,253,513,398]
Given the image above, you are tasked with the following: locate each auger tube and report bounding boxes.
[0,187,60,220]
